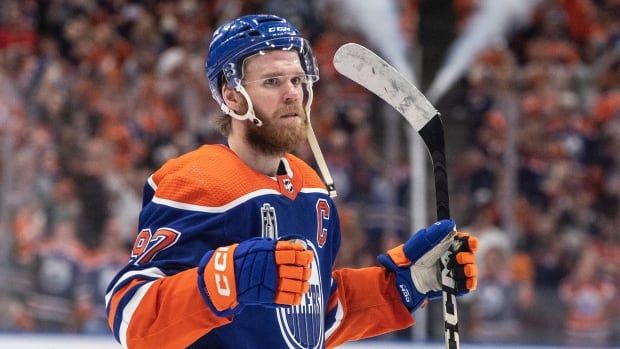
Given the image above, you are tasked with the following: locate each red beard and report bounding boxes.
[246,105,309,155]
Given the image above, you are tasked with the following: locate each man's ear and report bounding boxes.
[222,86,248,114]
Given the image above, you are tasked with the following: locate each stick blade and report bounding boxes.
[333,43,438,131]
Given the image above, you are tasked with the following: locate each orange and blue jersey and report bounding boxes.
[105,144,413,348]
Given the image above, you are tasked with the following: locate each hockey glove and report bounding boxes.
[377,219,478,312]
[198,238,313,317]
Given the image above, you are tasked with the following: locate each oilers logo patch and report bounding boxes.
[261,203,278,239]
[276,241,324,349]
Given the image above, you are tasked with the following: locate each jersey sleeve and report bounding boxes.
[106,266,231,348]
[105,169,234,348]
[324,267,414,348]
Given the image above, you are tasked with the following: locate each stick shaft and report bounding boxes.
[333,43,459,349]
[418,115,459,349]
[418,116,450,220]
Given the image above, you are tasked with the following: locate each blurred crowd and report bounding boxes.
[0,0,618,346]
[447,0,620,346]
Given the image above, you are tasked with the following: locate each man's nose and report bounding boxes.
[283,82,301,103]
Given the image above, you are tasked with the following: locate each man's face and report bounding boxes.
[240,50,309,155]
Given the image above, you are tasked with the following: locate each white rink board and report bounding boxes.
[0,335,590,349]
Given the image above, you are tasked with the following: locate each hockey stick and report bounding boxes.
[333,43,460,349]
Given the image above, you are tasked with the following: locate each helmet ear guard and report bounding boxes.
[219,83,263,127]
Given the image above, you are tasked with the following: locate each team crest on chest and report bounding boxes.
[276,241,324,349]
[261,203,278,239]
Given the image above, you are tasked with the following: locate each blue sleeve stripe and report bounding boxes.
[324,277,343,339]
[330,278,337,293]
[142,177,156,208]
[105,274,161,316]
[110,280,153,342]
[324,299,344,339]
[105,267,167,311]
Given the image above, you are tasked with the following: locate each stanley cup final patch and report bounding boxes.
[261,203,278,240]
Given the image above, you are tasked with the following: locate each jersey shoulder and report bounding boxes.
[150,145,327,208]
[151,144,273,207]
[284,153,326,191]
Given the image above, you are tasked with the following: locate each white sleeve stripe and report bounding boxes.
[324,300,344,339]
[105,267,166,306]
[147,175,157,190]
[151,187,329,214]
[119,281,156,348]
[152,189,281,213]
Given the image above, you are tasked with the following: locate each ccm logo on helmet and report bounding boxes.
[214,246,232,297]
[268,26,291,33]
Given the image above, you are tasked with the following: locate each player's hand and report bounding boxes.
[377,219,478,312]
[198,238,313,316]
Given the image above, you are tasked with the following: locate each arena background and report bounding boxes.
[0,0,619,348]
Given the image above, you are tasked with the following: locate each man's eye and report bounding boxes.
[290,76,304,86]
[263,78,280,87]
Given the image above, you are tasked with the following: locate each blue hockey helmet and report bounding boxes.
[205,14,319,125]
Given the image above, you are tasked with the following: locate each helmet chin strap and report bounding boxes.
[220,84,263,127]
[303,82,337,198]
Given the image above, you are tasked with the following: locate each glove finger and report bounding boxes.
[456,251,475,265]
[279,265,311,281]
[451,234,478,293]
[278,278,310,294]
[455,274,477,292]
[296,250,314,265]
[468,236,479,252]
[454,234,478,253]
[447,251,476,268]
[275,249,313,265]
[276,240,305,251]
[275,291,301,306]
[464,263,478,277]
[467,277,477,291]
[451,263,478,279]
[274,239,313,265]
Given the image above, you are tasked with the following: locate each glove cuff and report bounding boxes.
[197,247,241,317]
[378,253,427,312]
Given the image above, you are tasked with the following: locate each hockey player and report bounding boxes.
[105,14,478,348]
